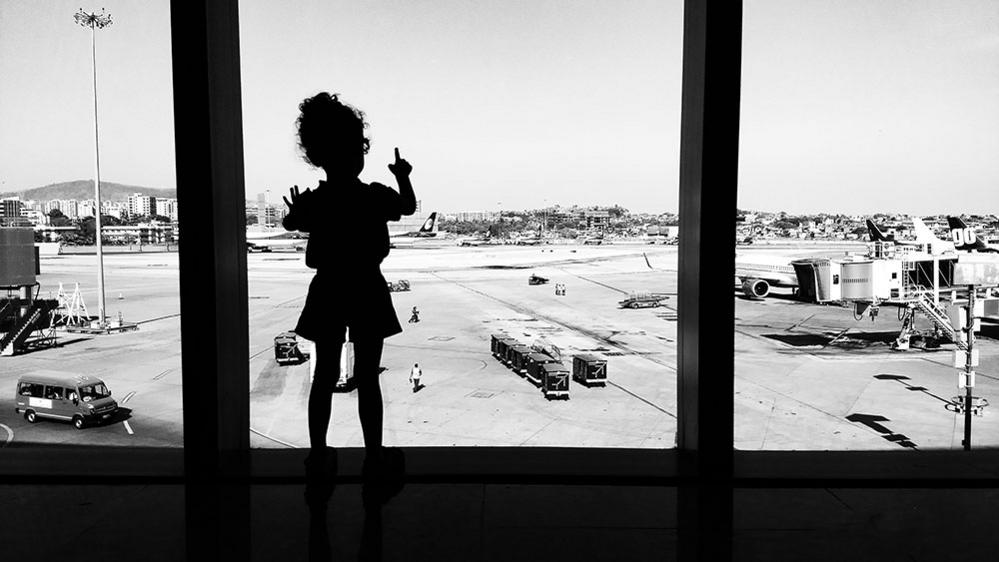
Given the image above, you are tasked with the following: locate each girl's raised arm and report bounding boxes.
[388,147,417,216]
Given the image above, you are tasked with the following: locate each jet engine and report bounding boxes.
[742,278,770,299]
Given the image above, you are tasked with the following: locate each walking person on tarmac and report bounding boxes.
[409,363,423,393]
[283,92,415,481]
[409,306,420,323]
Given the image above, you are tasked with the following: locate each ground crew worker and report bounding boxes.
[409,363,422,392]
[409,306,420,323]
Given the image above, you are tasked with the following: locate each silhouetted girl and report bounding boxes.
[283,92,416,475]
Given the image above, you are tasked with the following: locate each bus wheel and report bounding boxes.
[73,416,85,430]
[25,410,37,423]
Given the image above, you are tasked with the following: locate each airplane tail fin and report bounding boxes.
[910,216,938,243]
[866,219,889,242]
[419,212,438,234]
[948,215,987,251]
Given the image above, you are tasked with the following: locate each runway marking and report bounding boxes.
[122,391,136,404]
[136,313,181,325]
[559,269,678,314]
[249,427,297,448]
[0,424,13,447]
[123,421,134,435]
[274,295,307,308]
[559,270,629,295]
[385,342,486,356]
[786,313,816,331]
[605,381,676,418]
[250,346,273,360]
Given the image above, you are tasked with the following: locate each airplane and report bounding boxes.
[389,212,442,248]
[391,212,438,239]
[458,231,493,247]
[734,253,799,299]
[643,247,796,300]
[947,216,999,253]
[245,228,308,252]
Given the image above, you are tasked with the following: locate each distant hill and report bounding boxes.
[0,180,176,202]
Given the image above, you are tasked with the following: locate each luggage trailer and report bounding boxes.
[541,362,571,400]
[507,345,532,371]
[572,354,608,387]
[525,352,560,386]
[491,335,519,362]
[273,332,310,366]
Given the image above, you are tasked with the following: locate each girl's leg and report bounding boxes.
[308,338,343,452]
[352,337,385,453]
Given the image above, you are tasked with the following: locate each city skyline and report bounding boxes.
[2,1,998,214]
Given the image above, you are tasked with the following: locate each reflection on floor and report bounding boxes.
[2,480,997,561]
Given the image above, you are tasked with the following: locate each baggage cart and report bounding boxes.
[491,334,517,356]
[507,345,531,369]
[572,354,607,387]
[514,351,545,376]
[274,332,309,365]
[494,337,519,362]
[525,352,559,384]
[386,279,411,292]
[541,362,570,400]
[528,274,549,285]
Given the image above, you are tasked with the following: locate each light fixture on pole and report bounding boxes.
[74,7,112,326]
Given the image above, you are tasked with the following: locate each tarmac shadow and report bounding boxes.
[104,407,133,426]
[250,359,287,399]
[763,333,831,347]
[978,322,999,341]
[874,373,953,406]
[845,412,918,449]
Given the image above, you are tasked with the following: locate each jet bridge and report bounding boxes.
[791,242,990,350]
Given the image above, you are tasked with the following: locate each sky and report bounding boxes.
[1,1,997,215]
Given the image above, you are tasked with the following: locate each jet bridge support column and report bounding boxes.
[962,287,976,451]
[933,257,940,307]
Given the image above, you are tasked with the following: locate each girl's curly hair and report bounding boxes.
[296,92,370,169]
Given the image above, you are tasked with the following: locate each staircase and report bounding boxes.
[0,300,57,356]
[905,288,967,351]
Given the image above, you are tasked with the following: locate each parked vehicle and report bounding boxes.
[14,371,118,429]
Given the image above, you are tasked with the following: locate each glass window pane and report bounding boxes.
[737,0,999,450]
[1,2,182,448]
[241,0,682,450]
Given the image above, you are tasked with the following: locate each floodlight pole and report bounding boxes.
[75,8,113,325]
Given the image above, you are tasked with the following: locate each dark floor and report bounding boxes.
[3,481,998,561]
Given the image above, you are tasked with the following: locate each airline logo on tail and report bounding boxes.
[947,216,999,253]
[419,212,438,235]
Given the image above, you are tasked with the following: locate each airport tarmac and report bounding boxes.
[2,243,997,452]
